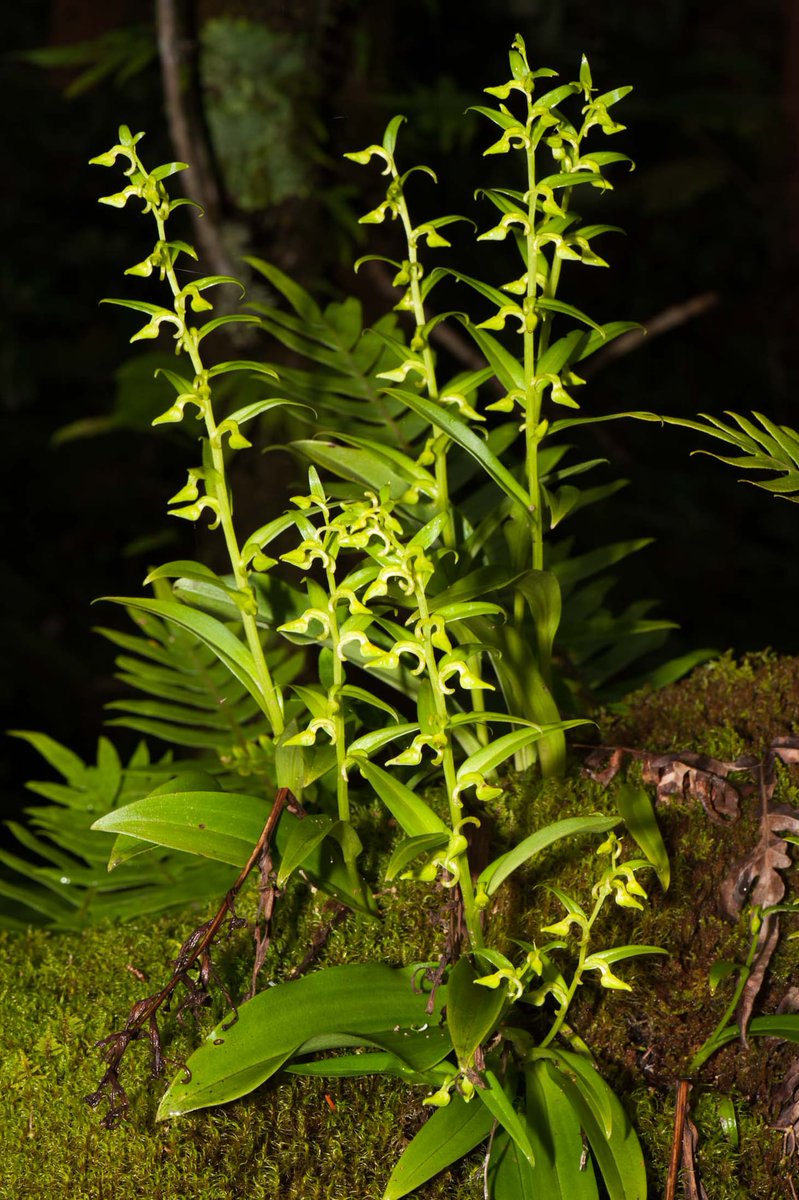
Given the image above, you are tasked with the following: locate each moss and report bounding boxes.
[603,649,799,757]
[6,651,799,1197]
[0,919,484,1199]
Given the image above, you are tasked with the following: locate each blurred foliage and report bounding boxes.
[200,18,318,211]
[15,22,155,97]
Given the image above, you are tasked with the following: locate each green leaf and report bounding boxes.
[224,398,307,427]
[593,85,633,109]
[433,601,505,622]
[101,596,270,718]
[340,685,399,721]
[386,387,531,515]
[158,964,442,1117]
[710,1013,799,1048]
[615,782,670,891]
[457,320,525,390]
[457,727,559,785]
[716,1095,739,1149]
[244,257,323,323]
[355,760,449,837]
[447,956,507,1068]
[382,1092,494,1200]
[548,409,658,436]
[352,1026,452,1071]
[537,1051,646,1200]
[478,1070,536,1166]
[276,814,336,886]
[478,814,619,897]
[513,1061,599,1198]
[536,297,602,332]
[708,960,740,993]
[346,723,420,758]
[384,833,450,881]
[383,113,406,156]
[206,359,280,381]
[487,1132,536,1200]
[551,540,653,590]
[288,1024,452,1081]
[469,105,524,132]
[197,314,261,341]
[91,791,271,866]
[8,732,86,784]
[514,570,562,664]
[291,439,422,501]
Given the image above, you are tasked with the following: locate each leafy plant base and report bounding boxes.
[5,652,799,1198]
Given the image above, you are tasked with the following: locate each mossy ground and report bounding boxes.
[4,652,799,1197]
[1,895,485,1200]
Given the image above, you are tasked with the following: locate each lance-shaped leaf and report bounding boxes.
[708,1013,799,1051]
[101,596,270,718]
[384,833,450,881]
[383,1091,495,1200]
[532,1049,646,1200]
[287,1025,453,1081]
[291,439,426,501]
[276,813,337,886]
[446,956,508,1069]
[354,759,449,837]
[477,1069,536,1166]
[615,782,670,890]
[454,726,569,799]
[92,790,274,866]
[158,964,444,1117]
[509,1060,600,1198]
[92,789,370,913]
[453,318,525,392]
[478,814,620,898]
[385,386,532,516]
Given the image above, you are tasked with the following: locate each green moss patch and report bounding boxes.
[5,653,799,1196]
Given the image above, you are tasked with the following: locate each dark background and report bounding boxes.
[2,0,797,817]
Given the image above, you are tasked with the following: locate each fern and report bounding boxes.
[1,734,233,929]
[670,409,799,500]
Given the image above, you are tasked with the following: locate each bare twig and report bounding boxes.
[85,787,295,1127]
[581,292,718,379]
[155,0,234,279]
[285,898,350,981]
[665,1078,691,1200]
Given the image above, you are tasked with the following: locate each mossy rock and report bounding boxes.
[4,652,799,1198]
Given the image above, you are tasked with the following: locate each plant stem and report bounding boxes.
[394,175,456,551]
[539,891,604,1049]
[523,100,543,584]
[325,568,351,826]
[688,920,759,1074]
[154,210,285,737]
[415,589,483,950]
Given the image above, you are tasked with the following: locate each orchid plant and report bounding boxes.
[9,36,682,1200]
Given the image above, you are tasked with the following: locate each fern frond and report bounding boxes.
[670,410,799,502]
[96,598,271,754]
[1,735,233,929]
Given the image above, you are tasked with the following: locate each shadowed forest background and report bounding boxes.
[2,0,798,820]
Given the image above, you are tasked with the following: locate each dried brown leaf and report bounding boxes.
[721,805,799,919]
[581,745,626,786]
[775,1058,799,1157]
[772,736,799,767]
[738,915,780,1044]
[777,989,799,1016]
[680,1110,709,1200]
[642,750,752,820]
